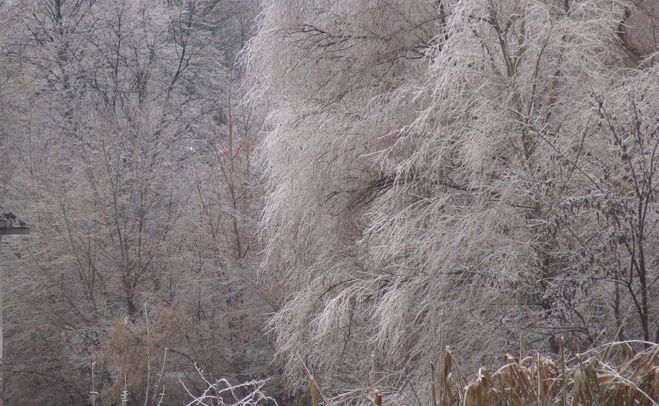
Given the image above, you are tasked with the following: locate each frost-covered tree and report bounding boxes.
[246,0,658,402]
[0,0,269,403]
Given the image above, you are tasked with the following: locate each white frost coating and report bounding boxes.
[246,0,658,403]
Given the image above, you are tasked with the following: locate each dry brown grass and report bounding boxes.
[364,340,658,405]
[442,340,658,406]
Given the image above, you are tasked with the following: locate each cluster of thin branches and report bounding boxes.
[245,0,658,401]
[182,364,278,406]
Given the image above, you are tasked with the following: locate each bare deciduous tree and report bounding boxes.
[1,0,269,403]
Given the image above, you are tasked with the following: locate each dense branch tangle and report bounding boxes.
[246,0,658,402]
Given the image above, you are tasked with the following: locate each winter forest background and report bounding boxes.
[0,0,657,404]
